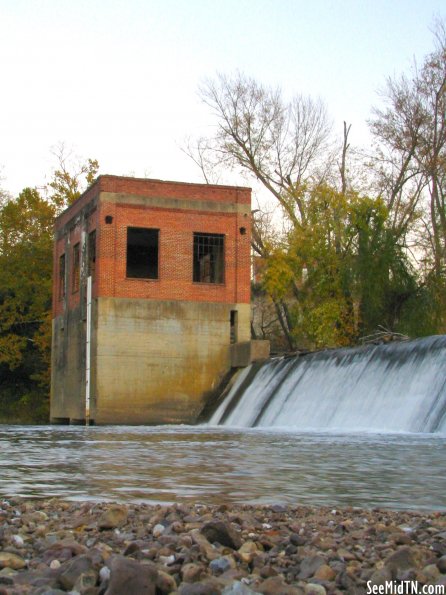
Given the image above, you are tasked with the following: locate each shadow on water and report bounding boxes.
[0,425,445,511]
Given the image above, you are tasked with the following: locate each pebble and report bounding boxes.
[0,498,444,593]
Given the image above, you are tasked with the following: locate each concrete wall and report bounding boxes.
[95,298,234,423]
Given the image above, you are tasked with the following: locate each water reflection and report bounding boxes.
[0,425,445,511]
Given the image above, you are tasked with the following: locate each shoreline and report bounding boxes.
[0,498,445,594]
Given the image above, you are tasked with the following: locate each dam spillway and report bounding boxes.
[209,335,446,433]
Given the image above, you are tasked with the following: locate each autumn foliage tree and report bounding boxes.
[0,151,99,421]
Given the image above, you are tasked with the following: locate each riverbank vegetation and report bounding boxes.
[1,24,445,420]
[0,148,98,422]
[187,20,446,351]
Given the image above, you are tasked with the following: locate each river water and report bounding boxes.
[0,425,445,511]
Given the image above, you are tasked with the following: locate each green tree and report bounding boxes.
[0,151,100,422]
[0,188,55,420]
[262,184,423,349]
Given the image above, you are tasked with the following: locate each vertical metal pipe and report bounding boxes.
[85,275,92,425]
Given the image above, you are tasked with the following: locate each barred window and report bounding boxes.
[87,230,96,281]
[193,233,224,284]
[126,227,159,279]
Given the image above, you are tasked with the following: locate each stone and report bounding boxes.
[73,568,98,593]
[182,562,205,582]
[58,555,94,590]
[256,576,303,594]
[153,523,166,538]
[178,580,223,595]
[304,585,326,595]
[156,569,177,594]
[105,555,158,595]
[289,533,306,546]
[98,506,128,530]
[210,556,234,575]
[0,552,26,570]
[201,521,242,550]
[384,547,418,578]
[437,555,446,573]
[298,555,326,579]
[368,566,393,586]
[314,564,336,581]
[238,541,259,564]
[191,529,220,561]
[222,581,259,595]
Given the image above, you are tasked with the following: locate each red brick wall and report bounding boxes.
[53,176,251,317]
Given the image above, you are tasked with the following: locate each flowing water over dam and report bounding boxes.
[1,336,446,510]
[209,335,446,432]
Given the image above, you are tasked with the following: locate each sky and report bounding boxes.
[1,0,445,197]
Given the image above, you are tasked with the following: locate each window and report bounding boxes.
[126,227,159,279]
[193,233,224,284]
[59,254,66,300]
[72,243,80,292]
[87,230,96,281]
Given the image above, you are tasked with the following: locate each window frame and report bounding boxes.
[126,226,160,280]
[193,232,225,284]
[72,243,80,293]
[58,253,66,300]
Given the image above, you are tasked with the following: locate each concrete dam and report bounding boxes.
[209,335,446,433]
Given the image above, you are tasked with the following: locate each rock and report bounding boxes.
[384,547,418,578]
[304,585,326,595]
[201,521,242,550]
[422,563,440,582]
[98,506,128,530]
[0,552,26,570]
[289,533,306,546]
[298,555,325,579]
[182,562,205,583]
[238,541,259,564]
[437,555,446,573]
[222,581,259,595]
[105,555,158,595]
[369,566,392,587]
[153,523,166,538]
[191,529,220,561]
[256,575,303,594]
[210,556,234,575]
[73,568,98,593]
[178,580,222,595]
[156,569,177,594]
[58,555,94,590]
[314,564,336,581]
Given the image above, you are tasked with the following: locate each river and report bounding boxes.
[0,425,445,511]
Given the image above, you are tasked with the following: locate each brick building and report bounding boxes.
[50,175,268,425]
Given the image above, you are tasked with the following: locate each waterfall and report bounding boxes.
[209,335,446,433]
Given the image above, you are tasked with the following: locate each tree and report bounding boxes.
[0,188,55,420]
[0,150,100,421]
[48,143,99,211]
[192,72,334,227]
[369,20,446,275]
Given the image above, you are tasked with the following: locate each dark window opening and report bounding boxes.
[239,226,247,235]
[230,310,238,343]
[105,215,113,224]
[126,227,159,279]
[59,254,66,300]
[193,233,225,283]
[72,243,80,292]
[87,230,96,281]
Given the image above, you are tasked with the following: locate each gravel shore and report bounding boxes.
[0,498,445,594]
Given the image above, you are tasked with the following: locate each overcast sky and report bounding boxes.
[1,0,445,196]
